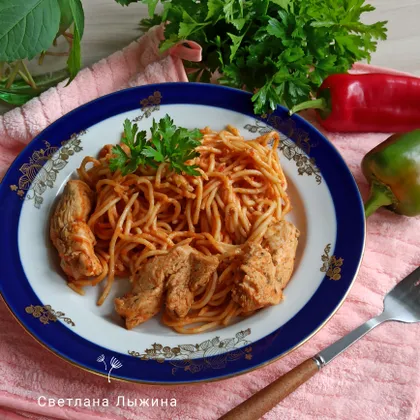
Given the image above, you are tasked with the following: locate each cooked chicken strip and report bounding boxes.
[190,253,220,292]
[115,221,299,328]
[232,220,299,312]
[231,243,282,312]
[166,252,219,318]
[50,180,102,280]
[115,246,192,329]
[262,220,300,289]
[115,246,219,329]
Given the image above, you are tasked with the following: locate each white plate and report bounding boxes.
[0,83,365,383]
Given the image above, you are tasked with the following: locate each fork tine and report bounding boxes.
[382,266,420,324]
[391,266,420,291]
[412,283,420,300]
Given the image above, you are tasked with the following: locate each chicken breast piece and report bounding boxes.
[262,220,300,289]
[165,265,192,319]
[231,243,282,312]
[115,246,191,329]
[166,252,219,318]
[231,220,299,312]
[50,180,102,280]
[115,246,218,329]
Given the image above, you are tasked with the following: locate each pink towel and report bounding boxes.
[0,26,419,419]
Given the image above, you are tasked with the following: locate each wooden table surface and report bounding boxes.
[1,0,419,115]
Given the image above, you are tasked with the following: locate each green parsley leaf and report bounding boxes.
[109,145,129,173]
[110,119,148,175]
[178,10,209,38]
[142,146,164,162]
[109,115,203,176]
[138,0,387,114]
[159,36,179,52]
[116,0,140,5]
[145,114,202,175]
[227,32,246,61]
[266,18,283,39]
[139,13,163,32]
[270,0,290,9]
[142,0,159,18]
[223,0,238,22]
[206,0,224,21]
[122,119,138,149]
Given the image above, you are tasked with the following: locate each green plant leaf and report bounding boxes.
[206,0,224,20]
[0,68,69,105]
[281,47,305,63]
[227,32,245,61]
[66,25,81,84]
[146,0,388,114]
[141,0,159,18]
[109,114,202,175]
[118,0,160,19]
[0,69,69,92]
[266,18,285,39]
[223,0,236,22]
[0,88,39,106]
[116,0,141,5]
[0,90,36,105]
[65,0,84,84]
[178,10,208,38]
[57,0,74,34]
[0,0,61,61]
[159,36,178,52]
[231,18,247,31]
[69,0,84,38]
[139,14,163,32]
[109,145,129,172]
[269,0,290,9]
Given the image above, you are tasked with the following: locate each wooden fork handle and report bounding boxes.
[219,358,319,420]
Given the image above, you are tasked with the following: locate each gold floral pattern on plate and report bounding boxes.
[320,244,344,280]
[128,329,252,375]
[244,115,322,185]
[9,131,85,208]
[132,91,162,122]
[25,305,75,326]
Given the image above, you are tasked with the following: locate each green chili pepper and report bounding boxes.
[362,129,420,218]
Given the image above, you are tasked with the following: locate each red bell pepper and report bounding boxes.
[290,73,420,133]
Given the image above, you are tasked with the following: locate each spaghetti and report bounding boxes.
[71,125,292,333]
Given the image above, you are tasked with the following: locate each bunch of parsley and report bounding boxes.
[110,115,203,176]
[117,0,387,114]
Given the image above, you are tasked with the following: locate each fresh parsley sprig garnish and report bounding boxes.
[136,0,387,115]
[109,115,203,176]
[109,119,149,175]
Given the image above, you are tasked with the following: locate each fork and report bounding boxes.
[220,266,420,420]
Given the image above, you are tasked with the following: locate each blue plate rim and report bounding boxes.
[0,82,366,384]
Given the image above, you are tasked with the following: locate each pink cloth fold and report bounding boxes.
[0,27,419,419]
